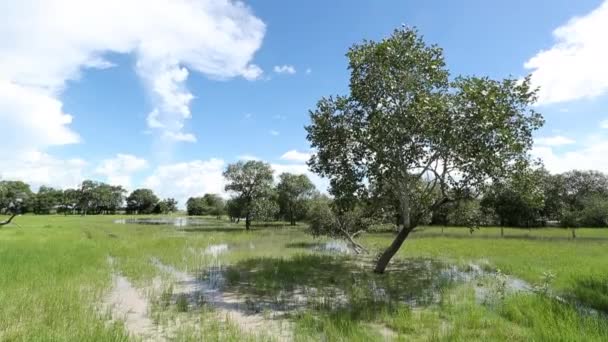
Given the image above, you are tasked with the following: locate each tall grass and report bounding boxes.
[1,215,607,340]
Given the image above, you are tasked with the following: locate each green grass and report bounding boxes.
[1,215,607,341]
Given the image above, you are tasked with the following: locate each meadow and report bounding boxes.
[1,215,607,341]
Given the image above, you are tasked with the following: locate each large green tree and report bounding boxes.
[306,27,543,273]
[126,188,159,214]
[277,173,316,225]
[223,161,274,230]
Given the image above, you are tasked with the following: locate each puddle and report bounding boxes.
[151,252,293,341]
[103,275,164,341]
[313,240,353,254]
[114,217,209,227]
[205,244,229,257]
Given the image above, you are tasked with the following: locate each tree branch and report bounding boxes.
[0,213,18,227]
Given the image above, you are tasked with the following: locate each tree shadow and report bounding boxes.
[216,254,458,322]
[284,242,322,249]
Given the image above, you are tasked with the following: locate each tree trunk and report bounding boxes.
[501,226,504,238]
[571,227,576,239]
[374,225,412,273]
[245,213,251,230]
[290,217,296,226]
[374,192,411,274]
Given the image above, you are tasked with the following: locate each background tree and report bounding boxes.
[223,161,274,230]
[152,198,178,214]
[225,197,245,223]
[480,167,545,234]
[202,194,225,219]
[32,186,63,214]
[59,189,80,215]
[126,188,159,214]
[306,27,543,273]
[277,173,316,225]
[0,180,33,225]
[186,197,206,216]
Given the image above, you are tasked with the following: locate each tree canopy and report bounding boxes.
[306,27,543,273]
[277,173,316,225]
[223,161,274,230]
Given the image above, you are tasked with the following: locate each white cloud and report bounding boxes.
[535,135,576,146]
[0,151,87,190]
[269,130,280,136]
[0,80,80,151]
[143,159,226,205]
[280,150,312,163]
[600,120,608,129]
[95,154,148,189]
[532,138,608,174]
[524,1,608,105]
[0,0,266,149]
[273,65,296,75]
[305,68,312,75]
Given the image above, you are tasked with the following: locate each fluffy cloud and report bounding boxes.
[273,65,296,75]
[600,120,608,129]
[269,130,280,136]
[532,138,608,174]
[0,151,87,190]
[280,150,312,163]
[524,1,608,105]
[143,159,226,205]
[0,0,265,148]
[0,80,79,151]
[95,154,148,189]
[535,135,576,146]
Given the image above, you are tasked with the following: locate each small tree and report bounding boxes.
[277,173,316,225]
[223,161,274,230]
[306,27,543,273]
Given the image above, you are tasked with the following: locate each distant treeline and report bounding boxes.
[0,180,177,215]
[2,168,608,228]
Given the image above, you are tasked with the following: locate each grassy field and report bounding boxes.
[1,215,607,341]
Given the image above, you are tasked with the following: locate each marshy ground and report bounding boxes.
[1,215,607,341]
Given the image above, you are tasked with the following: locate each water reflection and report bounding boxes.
[114,217,208,227]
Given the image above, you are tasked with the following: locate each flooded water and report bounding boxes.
[314,240,353,254]
[114,217,209,227]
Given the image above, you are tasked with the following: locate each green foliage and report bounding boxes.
[306,26,542,270]
[154,198,178,214]
[277,173,316,225]
[126,188,159,214]
[480,167,546,227]
[307,196,373,239]
[0,180,34,214]
[31,186,63,214]
[223,161,275,229]
[186,194,224,216]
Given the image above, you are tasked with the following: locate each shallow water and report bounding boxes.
[114,217,209,227]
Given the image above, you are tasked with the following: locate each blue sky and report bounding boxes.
[1,0,608,204]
